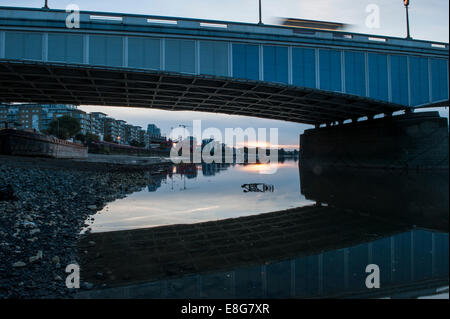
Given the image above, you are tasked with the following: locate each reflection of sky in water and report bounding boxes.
[85,160,313,233]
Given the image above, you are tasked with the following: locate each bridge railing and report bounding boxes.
[0,6,448,51]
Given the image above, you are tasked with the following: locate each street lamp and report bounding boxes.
[258,0,263,25]
[404,0,411,39]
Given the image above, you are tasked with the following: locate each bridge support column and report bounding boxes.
[300,111,449,170]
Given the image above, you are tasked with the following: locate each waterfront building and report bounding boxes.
[0,103,164,148]
[103,117,120,142]
[138,129,149,147]
[147,124,161,138]
[116,120,127,144]
[89,112,107,140]
[0,103,77,131]
[124,124,139,144]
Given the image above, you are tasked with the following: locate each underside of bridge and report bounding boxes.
[0,60,404,125]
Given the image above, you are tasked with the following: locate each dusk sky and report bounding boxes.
[2,0,448,148]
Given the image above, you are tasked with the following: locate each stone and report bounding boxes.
[29,256,39,263]
[22,221,36,228]
[87,205,97,210]
[29,229,40,235]
[0,184,17,201]
[82,282,94,290]
[12,261,26,268]
[29,250,43,263]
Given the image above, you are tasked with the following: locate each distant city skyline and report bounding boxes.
[78,105,304,149]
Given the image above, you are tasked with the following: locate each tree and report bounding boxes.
[129,139,145,147]
[46,115,81,140]
[75,132,100,145]
[85,132,100,144]
[104,134,114,143]
[74,133,86,143]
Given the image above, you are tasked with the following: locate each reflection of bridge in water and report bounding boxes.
[77,166,448,298]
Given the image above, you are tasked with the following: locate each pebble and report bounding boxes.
[29,251,43,263]
[29,229,40,235]
[12,261,26,268]
[82,282,94,290]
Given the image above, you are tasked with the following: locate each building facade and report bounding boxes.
[0,103,165,148]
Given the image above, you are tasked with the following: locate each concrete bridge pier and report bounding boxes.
[299,111,449,170]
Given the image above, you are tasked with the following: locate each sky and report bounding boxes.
[1,0,449,148]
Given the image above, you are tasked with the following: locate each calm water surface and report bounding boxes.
[78,161,449,299]
[84,160,312,233]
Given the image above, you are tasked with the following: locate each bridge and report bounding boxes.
[0,7,448,126]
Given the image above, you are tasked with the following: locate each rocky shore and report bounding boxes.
[0,155,171,298]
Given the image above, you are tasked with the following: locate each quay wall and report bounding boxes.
[0,129,87,159]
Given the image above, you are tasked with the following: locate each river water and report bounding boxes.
[78,161,449,299]
[83,159,313,233]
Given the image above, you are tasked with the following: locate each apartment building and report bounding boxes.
[0,103,165,147]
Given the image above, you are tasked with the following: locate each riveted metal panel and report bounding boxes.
[89,34,123,67]
[409,56,430,106]
[319,49,342,92]
[434,232,449,277]
[347,244,370,290]
[232,43,259,81]
[368,53,389,101]
[5,31,43,61]
[292,47,316,88]
[199,40,228,77]
[430,58,449,101]
[390,55,409,105]
[322,250,345,295]
[0,31,4,58]
[412,230,433,281]
[263,45,288,84]
[344,51,366,96]
[372,237,392,285]
[165,38,195,74]
[128,37,160,70]
[48,33,84,64]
